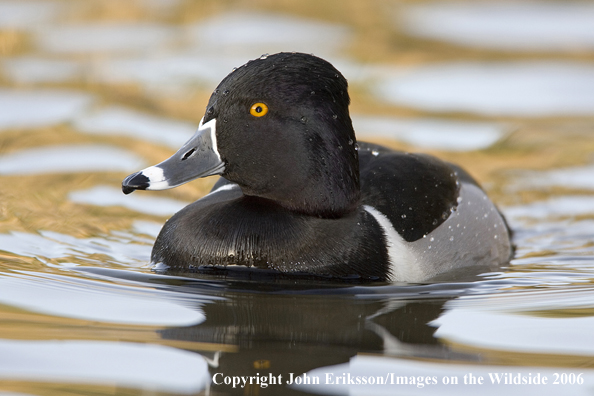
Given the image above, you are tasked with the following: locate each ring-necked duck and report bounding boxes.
[122,52,512,282]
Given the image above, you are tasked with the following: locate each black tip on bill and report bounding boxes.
[122,172,150,195]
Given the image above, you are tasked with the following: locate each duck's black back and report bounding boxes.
[357,143,461,242]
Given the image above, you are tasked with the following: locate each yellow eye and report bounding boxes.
[250,102,268,117]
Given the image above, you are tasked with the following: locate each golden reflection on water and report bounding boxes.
[0,303,236,355]
[0,1,592,236]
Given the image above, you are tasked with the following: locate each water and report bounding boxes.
[373,61,594,116]
[351,115,506,151]
[0,145,144,175]
[400,2,594,51]
[1,1,594,395]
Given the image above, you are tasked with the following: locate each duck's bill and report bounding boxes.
[122,118,224,194]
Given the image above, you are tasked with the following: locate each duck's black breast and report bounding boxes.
[151,185,391,280]
[357,142,461,242]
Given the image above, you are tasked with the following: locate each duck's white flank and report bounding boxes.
[407,182,511,281]
[364,182,511,283]
[363,205,421,282]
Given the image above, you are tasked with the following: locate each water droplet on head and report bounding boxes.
[231,67,237,72]
[371,150,379,156]
[354,143,359,151]
[223,90,230,96]
[430,237,435,242]
[449,236,454,241]
[332,114,338,120]
[348,139,353,145]
[401,214,406,219]
[259,53,269,59]
[310,91,315,95]
[301,116,307,123]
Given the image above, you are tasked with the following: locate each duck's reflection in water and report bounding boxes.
[157,280,473,395]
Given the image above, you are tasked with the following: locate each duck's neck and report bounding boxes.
[246,123,360,219]
[275,155,361,218]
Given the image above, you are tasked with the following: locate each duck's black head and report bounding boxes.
[123,52,360,218]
